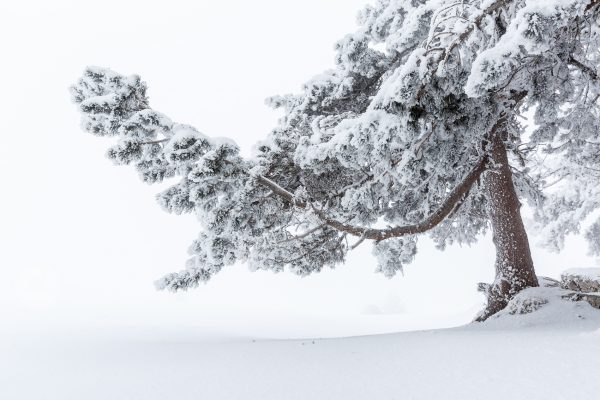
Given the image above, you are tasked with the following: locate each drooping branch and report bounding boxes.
[310,157,488,241]
[256,156,488,242]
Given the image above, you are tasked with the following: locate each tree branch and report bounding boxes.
[255,156,487,242]
[438,0,513,70]
[275,224,326,244]
[309,157,488,241]
[140,138,169,145]
[586,0,600,12]
[569,56,599,81]
[255,175,307,208]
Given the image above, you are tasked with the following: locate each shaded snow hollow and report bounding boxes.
[2,291,599,400]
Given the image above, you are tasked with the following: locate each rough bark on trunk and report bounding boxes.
[476,132,539,321]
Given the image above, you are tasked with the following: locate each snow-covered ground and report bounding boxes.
[3,298,599,400]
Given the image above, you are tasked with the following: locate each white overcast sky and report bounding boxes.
[0,0,597,339]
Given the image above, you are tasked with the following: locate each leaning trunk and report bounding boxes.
[477,132,539,321]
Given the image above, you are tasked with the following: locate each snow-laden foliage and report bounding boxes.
[72,0,600,291]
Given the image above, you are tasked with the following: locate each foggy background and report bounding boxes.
[0,0,596,340]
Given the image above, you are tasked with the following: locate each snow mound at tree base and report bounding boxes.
[480,285,600,330]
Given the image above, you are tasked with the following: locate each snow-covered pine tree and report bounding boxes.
[71,0,600,321]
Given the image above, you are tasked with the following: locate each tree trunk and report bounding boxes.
[476,132,539,321]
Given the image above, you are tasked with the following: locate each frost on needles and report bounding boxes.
[71,0,600,320]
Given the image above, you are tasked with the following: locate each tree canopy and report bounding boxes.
[72,0,600,299]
